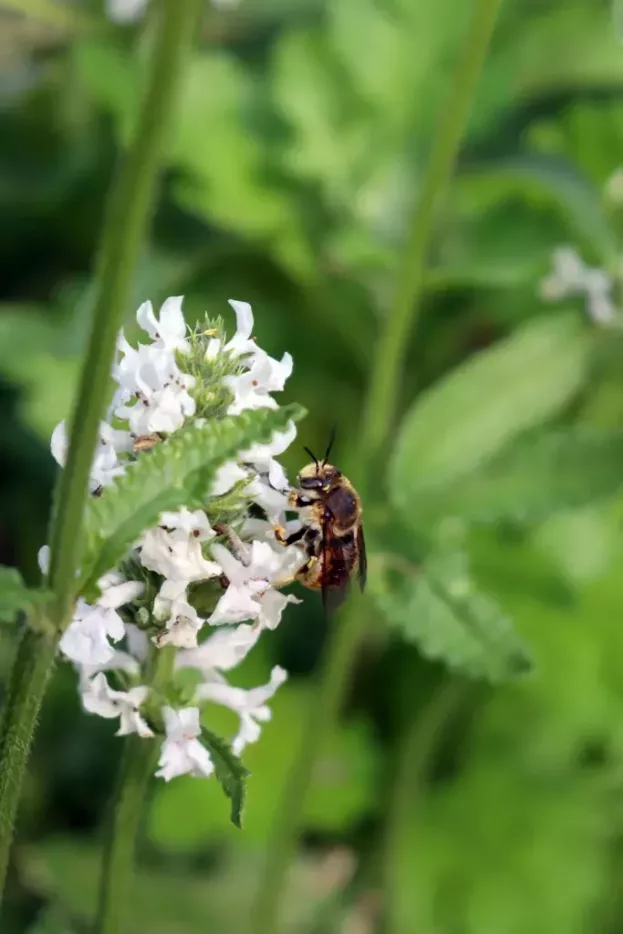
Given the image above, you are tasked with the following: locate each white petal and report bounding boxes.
[38,545,50,575]
[209,461,249,497]
[226,300,254,354]
[124,623,149,661]
[241,421,297,466]
[208,584,260,626]
[258,589,301,630]
[136,301,159,340]
[98,580,144,610]
[51,421,68,467]
[176,624,261,674]
[158,296,187,347]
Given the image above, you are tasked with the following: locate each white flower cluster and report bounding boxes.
[539,246,618,325]
[44,297,304,781]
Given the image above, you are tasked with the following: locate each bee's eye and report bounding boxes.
[300,476,323,491]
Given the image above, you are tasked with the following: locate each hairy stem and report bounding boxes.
[0,630,57,890]
[48,0,200,626]
[96,647,175,934]
[251,1,504,929]
[0,0,201,906]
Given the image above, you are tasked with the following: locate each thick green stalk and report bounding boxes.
[48,0,201,626]
[0,630,57,889]
[251,1,504,930]
[96,647,175,934]
[381,681,468,934]
[0,0,201,904]
[361,0,505,464]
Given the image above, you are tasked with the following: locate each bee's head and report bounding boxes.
[297,428,339,496]
[298,461,341,496]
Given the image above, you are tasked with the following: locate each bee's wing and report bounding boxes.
[357,524,367,593]
[321,511,350,616]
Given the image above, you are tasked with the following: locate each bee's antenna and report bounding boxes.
[322,424,337,466]
[303,446,320,472]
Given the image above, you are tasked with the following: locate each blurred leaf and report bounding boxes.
[371,551,533,682]
[390,312,591,508]
[0,0,98,30]
[201,727,248,829]
[0,566,48,623]
[79,405,306,592]
[408,428,623,529]
[458,155,617,265]
[149,681,379,849]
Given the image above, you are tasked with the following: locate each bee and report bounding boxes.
[132,433,161,453]
[275,429,366,613]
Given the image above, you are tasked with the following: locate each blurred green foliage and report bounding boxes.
[4,0,623,931]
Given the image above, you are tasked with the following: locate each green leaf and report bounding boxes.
[79,405,306,592]
[371,551,533,682]
[0,566,50,624]
[409,428,623,529]
[390,312,591,510]
[201,727,249,829]
[458,155,617,265]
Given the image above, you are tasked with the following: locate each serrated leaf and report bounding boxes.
[201,727,249,828]
[372,551,533,682]
[409,428,623,529]
[0,566,50,624]
[79,405,306,592]
[390,313,591,510]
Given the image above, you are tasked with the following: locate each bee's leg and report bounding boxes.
[288,491,313,509]
[273,525,307,547]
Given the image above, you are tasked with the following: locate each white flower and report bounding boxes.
[81,672,153,737]
[51,421,126,493]
[154,589,205,648]
[209,460,249,497]
[241,421,296,491]
[225,349,293,416]
[59,580,144,666]
[113,334,196,435]
[196,666,288,755]
[136,296,190,353]
[206,300,256,360]
[540,246,618,325]
[205,299,294,415]
[156,707,214,781]
[208,541,302,628]
[139,510,220,583]
[176,623,261,676]
[77,648,141,689]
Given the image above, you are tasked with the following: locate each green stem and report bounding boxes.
[251,2,503,930]
[0,630,57,889]
[97,647,175,934]
[48,0,200,627]
[96,735,159,934]
[0,0,201,905]
[361,0,505,464]
[252,594,365,934]
[381,680,468,934]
